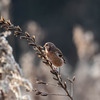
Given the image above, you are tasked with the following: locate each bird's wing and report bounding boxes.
[55,48,66,63]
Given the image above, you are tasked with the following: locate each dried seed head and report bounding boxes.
[16,26,22,32]
[20,36,26,39]
[25,32,30,37]
[72,76,75,82]
[28,43,36,47]
[64,82,67,89]
[36,80,46,84]
[32,35,35,42]
[6,20,11,25]
[1,16,5,22]
[42,61,50,66]
[38,55,41,58]
[35,91,42,95]
[1,24,8,28]
[14,31,22,35]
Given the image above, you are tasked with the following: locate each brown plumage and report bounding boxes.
[44,42,65,67]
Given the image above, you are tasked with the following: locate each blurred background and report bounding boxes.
[1,0,100,100]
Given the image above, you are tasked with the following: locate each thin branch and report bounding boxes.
[33,89,68,97]
[35,80,60,87]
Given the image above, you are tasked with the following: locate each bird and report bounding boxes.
[44,42,65,68]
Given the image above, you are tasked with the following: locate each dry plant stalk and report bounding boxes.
[0,16,75,100]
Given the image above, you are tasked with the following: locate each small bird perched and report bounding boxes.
[44,42,65,68]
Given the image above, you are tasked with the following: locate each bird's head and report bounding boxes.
[44,42,55,52]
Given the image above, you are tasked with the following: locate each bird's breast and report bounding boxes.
[46,52,63,67]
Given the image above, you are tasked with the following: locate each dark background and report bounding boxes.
[10,0,100,67]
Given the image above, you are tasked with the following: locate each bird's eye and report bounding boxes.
[45,44,48,46]
[59,54,62,57]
